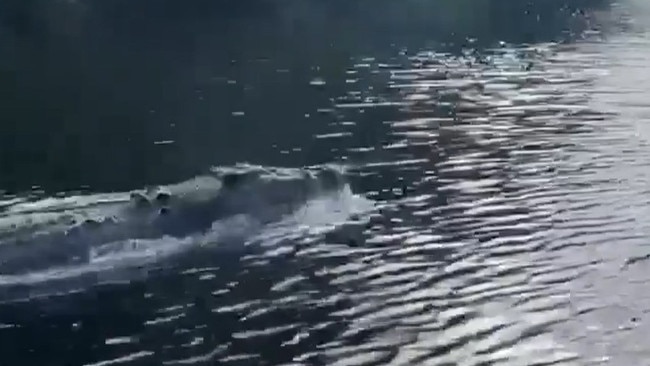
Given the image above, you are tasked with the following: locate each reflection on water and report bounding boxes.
[0,0,607,193]
[6,0,650,365]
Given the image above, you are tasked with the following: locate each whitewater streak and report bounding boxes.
[0,164,373,296]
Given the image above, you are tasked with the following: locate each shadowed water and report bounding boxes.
[4,0,650,365]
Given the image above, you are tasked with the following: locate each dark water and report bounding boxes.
[3,0,650,365]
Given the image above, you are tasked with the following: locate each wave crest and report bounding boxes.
[0,164,373,301]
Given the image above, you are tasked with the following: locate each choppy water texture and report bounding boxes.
[4,0,650,365]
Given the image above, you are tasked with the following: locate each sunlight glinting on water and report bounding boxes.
[6,2,650,365]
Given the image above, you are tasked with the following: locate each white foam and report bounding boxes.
[0,184,374,293]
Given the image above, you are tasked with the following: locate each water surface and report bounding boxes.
[4,1,650,365]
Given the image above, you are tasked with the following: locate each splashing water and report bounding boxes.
[0,165,374,301]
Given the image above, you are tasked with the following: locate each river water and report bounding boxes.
[2,0,650,365]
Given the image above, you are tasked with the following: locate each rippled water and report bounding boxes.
[5,0,650,365]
